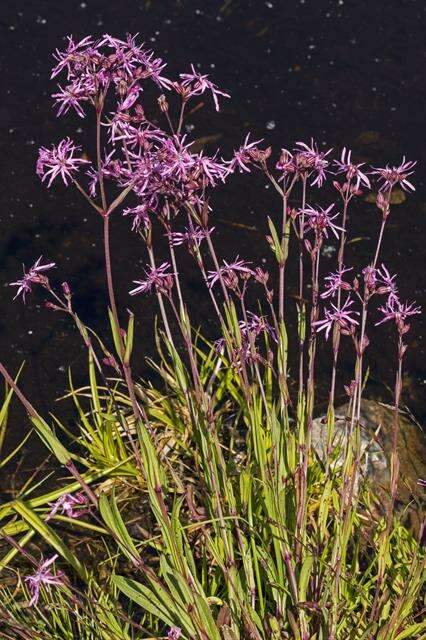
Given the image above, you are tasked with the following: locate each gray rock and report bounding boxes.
[312,399,426,513]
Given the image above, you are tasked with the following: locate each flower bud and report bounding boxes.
[158,94,169,113]
[62,282,71,297]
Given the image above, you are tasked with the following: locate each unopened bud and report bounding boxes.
[158,94,169,113]
[62,282,71,297]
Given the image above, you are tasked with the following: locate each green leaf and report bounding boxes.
[113,575,185,631]
[299,554,314,601]
[267,217,284,264]
[30,416,71,465]
[124,312,135,365]
[108,308,122,356]
[99,491,140,564]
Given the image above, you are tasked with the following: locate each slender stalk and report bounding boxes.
[278,192,287,322]
[297,175,308,396]
[176,101,186,135]
[277,174,297,322]
[96,106,108,214]
[329,191,351,408]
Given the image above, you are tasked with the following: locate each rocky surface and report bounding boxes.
[312,399,426,526]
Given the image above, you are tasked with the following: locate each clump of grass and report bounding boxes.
[0,33,424,640]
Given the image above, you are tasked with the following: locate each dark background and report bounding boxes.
[1,0,425,479]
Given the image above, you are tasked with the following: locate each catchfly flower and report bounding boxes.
[37,138,89,187]
[180,64,230,111]
[168,226,213,249]
[303,204,343,239]
[129,262,173,296]
[239,312,277,343]
[10,257,55,302]
[123,204,151,231]
[46,492,89,521]
[52,82,89,118]
[25,555,64,606]
[362,266,377,292]
[370,157,416,192]
[333,147,370,190]
[51,35,95,79]
[227,133,264,173]
[377,263,398,299]
[295,139,332,187]
[376,295,421,328]
[321,266,352,299]
[313,297,359,340]
[207,257,254,288]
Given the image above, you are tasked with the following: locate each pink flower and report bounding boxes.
[51,35,95,79]
[303,204,343,239]
[37,137,89,187]
[180,64,230,111]
[123,203,151,231]
[313,297,359,340]
[376,264,398,299]
[168,226,213,249]
[167,628,182,640]
[295,139,332,187]
[276,148,295,174]
[52,81,88,118]
[46,492,89,521]
[207,257,254,288]
[321,266,352,299]
[362,266,377,292]
[333,147,371,190]
[141,50,172,90]
[370,157,416,192]
[129,262,173,296]
[376,295,421,327]
[25,555,64,606]
[227,133,264,173]
[239,312,277,342]
[10,257,56,302]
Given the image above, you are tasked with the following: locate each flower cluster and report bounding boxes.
[215,312,276,366]
[276,139,332,187]
[51,34,172,118]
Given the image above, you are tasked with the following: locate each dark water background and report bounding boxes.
[1,0,426,486]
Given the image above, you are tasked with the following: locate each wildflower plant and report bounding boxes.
[0,33,424,640]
